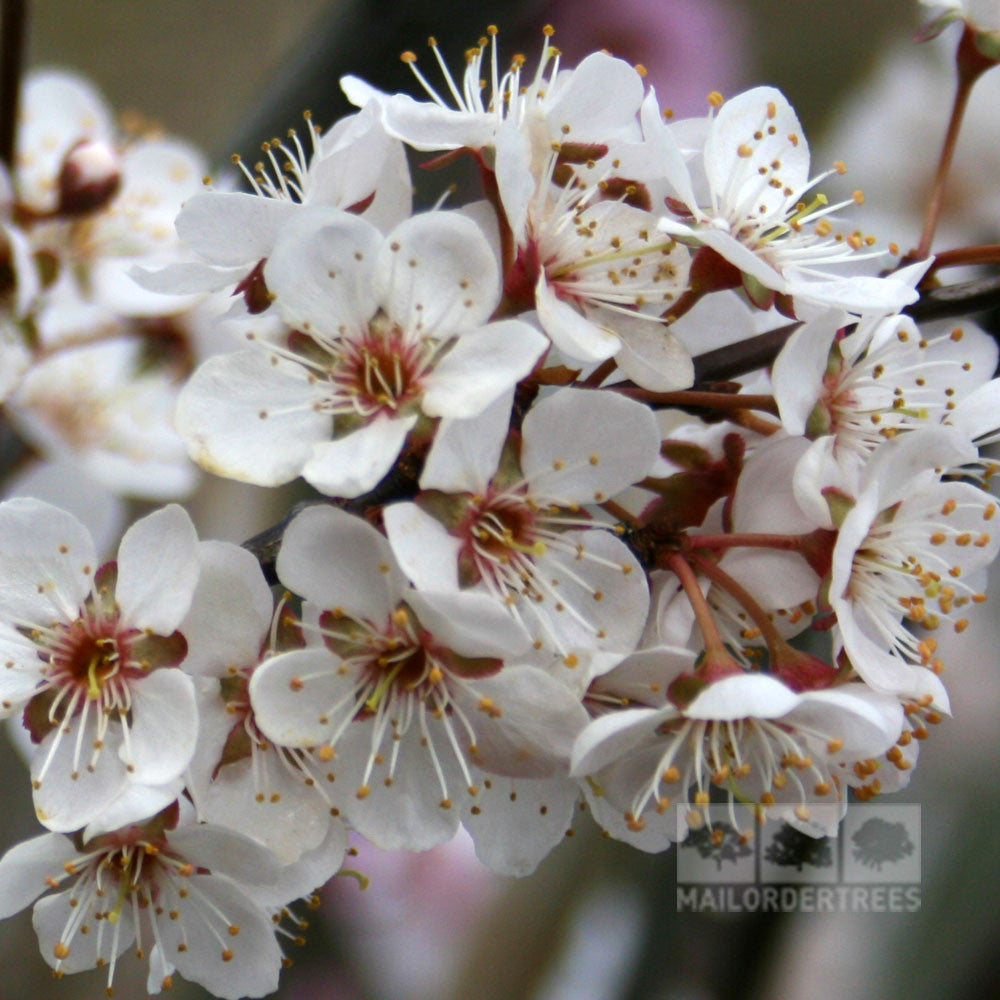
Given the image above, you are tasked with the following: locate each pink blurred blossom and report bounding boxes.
[324,831,498,999]
[539,0,749,116]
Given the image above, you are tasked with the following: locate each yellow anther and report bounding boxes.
[625,811,646,831]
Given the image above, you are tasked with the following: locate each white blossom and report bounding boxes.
[0,500,200,832]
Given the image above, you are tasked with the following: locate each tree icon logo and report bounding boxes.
[851,816,915,871]
[764,823,835,872]
[682,822,754,872]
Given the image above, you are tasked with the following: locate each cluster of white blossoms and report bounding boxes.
[1,13,1000,997]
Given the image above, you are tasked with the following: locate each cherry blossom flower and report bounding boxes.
[249,504,589,854]
[384,387,657,679]
[0,499,200,832]
[649,86,930,316]
[14,69,208,319]
[175,209,546,498]
[4,336,198,502]
[341,26,645,155]
[0,805,286,999]
[134,103,411,313]
[180,539,347,864]
[573,669,902,843]
[919,0,1000,37]
[775,312,999,476]
[500,146,694,388]
[827,428,1000,705]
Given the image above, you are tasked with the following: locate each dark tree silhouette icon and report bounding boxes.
[851,817,915,871]
[764,824,834,872]
[682,822,754,871]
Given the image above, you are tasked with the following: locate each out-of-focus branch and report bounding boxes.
[0,0,27,171]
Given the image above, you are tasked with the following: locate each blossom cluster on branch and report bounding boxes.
[0,7,999,997]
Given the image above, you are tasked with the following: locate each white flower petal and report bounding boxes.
[528,532,649,657]
[167,825,283,889]
[522,387,660,504]
[302,414,416,499]
[408,589,530,658]
[175,191,298,266]
[419,387,513,493]
[571,705,667,777]
[176,350,331,486]
[116,505,199,634]
[382,502,462,592]
[772,309,846,435]
[158,874,282,1000]
[535,274,620,363]
[127,669,198,784]
[339,720,464,851]
[250,648,356,749]
[31,718,128,831]
[463,773,578,875]
[544,53,646,141]
[181,541,273,675]
[4,459,126,557]
[453,665,588,778]
[685,673,800,720]
[376,212,501,335]
[613,312,695,392]
[132,260,249,294]
[421,320,546,418]
[705,87,809,218]
[34,889,134,974]
[250,819,348,907]
[0,832,76,919]
[276,504,406,619]
[266,208,382,334]
[0,498,96,624]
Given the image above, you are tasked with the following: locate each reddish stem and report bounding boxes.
[688,552,784,654]
[663,552,731,663]
[726,410,782,436]
[581,357,618,388]
[922,243,1000,279]
[912,26,992,262]
[611,387,780,415]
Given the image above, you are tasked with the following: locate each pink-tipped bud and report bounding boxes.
[57,139,121,217]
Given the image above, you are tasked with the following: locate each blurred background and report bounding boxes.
[5,1,1000,998]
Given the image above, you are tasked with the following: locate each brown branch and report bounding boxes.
[0,0,27,171]
[692,276,1000,383]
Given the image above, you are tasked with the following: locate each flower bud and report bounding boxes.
[57,139,121,217]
